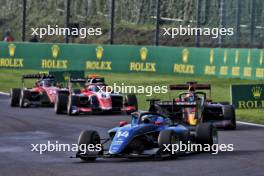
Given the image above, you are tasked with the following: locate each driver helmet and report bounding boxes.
[39,79,51,87]
[185,93,195,102]
[85,84,94,91]
[141,114,164,124]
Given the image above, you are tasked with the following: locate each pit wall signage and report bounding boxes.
[231,84,264,109]
[0,42,263,80]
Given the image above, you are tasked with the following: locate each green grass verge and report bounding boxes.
[1,69,264,124]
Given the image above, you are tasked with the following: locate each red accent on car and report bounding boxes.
[119,121,128,127]
[122,105,136,111]
[175,98,180,102]
[78,107,92,112]
[154,121,163,125]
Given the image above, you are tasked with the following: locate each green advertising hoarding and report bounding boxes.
[231,84,264,109]
[48,70,84,83]
[0,42,263,80]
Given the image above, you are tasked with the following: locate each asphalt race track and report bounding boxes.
[0,94,264,176]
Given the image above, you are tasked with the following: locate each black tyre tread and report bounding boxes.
[158,130,179,157]
[223,105,236,130]
[67,95,79,116]
[196,123,216,146]
[19,90,31,108]
[10,88,21,107]
[55,93,68,114]
[77,130,100,161]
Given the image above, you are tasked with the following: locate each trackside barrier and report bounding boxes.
[0,42,263,80]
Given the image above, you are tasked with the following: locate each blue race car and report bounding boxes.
[76,111,218,161]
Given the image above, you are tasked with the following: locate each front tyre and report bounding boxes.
[67,95,79,116]
[77,130,101,161]
[223,105,236,130]
[10,88,21,107]
[196,123,218,147]
[158,130,180,158]
[19,90,30,108]
[54,93,68,114]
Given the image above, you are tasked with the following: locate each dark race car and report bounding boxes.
[10,74,67,108]
[75,111,218,161]
[148,82,236,130]
[54,75,138,115]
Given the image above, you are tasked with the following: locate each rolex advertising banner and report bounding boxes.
[0,42,263,80]
[231,84,264,109]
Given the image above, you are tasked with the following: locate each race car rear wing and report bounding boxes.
[22,74,55,79]
[147,99,198,108]
[169,82,211,98]
[21,74,55,88]
[69,77,105,83]
[147,98,203,123]
[86,74,105,84]
[69,78,87,83]
[87,77,105,84]
[169,82,211,90]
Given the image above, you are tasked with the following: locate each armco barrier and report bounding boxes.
[0,42,263,80]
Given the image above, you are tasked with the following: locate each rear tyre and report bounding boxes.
[19,90,30,108]
[54,93,68,114]
[158,130,180,158]
[223,105,236,130]
[10,88,21,107]
[77,130,101,161]
[67,95,79,116]
[124,94,138,114]
[196,123,218,147]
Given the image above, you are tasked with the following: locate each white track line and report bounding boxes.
[0,91,263,127]
[237,121,264,128]
[0,91,9,96]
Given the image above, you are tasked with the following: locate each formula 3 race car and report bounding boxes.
[75,111,218,161]
[54,75,138,115]
[10,74,67,108]
[149,82,236,130]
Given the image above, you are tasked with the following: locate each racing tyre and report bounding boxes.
[196,123,218,147]
[10,88,21,107]
[124,94,138,114]
[223,105,236,130]
[19,90,30,108]
[158,130,180,158]
[67,95,79,116]
[77,130,101,161]
[54,93,68,114]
